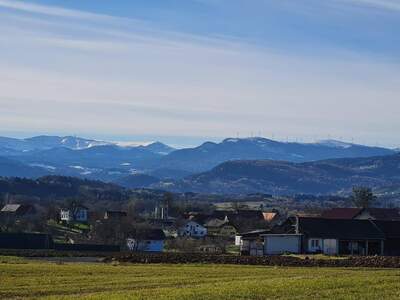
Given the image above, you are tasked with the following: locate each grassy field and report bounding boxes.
[1,257,400,299]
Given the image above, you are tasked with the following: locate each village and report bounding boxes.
[1,188,400,258]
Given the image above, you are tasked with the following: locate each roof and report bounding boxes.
[321,207,400,221]
[130,228,166,240]
[61,205,88,211]
[204,218,228,228]
[263,212,278,222]
[373,221,400,239]
[1,204,34,215]
[1,204,23,212]
[362,208,400,221]
[320,208,362,219]
[298,217,385,240]
[238,229,271,238]
[105,211,127,216]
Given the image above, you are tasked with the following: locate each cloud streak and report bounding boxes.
[0,0,114,20]
[345,0,400,11]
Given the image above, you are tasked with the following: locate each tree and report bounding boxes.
[351,187,377,208]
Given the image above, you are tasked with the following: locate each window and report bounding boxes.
[311,239,320,248]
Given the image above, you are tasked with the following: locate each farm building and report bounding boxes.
[127,229,166,252]
[295,217,385,255]
[241,216,400,256]
[321,207,400,221]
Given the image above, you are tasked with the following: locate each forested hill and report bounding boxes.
[0,176,131,201]
[156,153,400,195]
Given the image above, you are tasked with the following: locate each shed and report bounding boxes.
[262,234,302,255]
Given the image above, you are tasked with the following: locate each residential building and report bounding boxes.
[60,205,89,223]
[127,229,166,252]
[204,218,237,238]
[0,204,35,217]
[178,220,207,238]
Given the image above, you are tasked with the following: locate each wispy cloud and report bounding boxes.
[0,0,114,20]
[344,0,400,11]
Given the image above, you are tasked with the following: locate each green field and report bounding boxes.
[1,257,400,299]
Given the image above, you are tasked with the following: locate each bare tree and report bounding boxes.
[351,187,377,208]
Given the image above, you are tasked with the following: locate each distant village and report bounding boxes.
[1,187,400,257]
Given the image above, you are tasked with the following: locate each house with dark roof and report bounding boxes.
[321,207,400,221]
[294,217,385,255]
[245,217,386,256]
[126,228,166,252]
[1,204,35,217]
[204,217,237,238]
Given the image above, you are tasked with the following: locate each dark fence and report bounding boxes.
[0,233,119,252]
[54,243,120,252]
[0,233,53,250]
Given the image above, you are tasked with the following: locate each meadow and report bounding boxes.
[1,256,400,299]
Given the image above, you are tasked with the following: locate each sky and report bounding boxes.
[0,0,399,148]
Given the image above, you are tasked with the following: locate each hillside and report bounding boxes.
[0,157,49,178]
[0,176,129,201]
[156,154,400,195]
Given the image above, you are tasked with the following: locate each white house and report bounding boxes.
[179,220,207,238]
[127,229,166,252]
[60,205,88,223]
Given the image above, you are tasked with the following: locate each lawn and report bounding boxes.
[1,257,400,299]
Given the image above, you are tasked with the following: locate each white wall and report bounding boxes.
[323,239,338,255]
[264,235,301,255]
[235,235,242,246]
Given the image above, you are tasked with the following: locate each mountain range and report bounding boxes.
[0,135,398,195]
[155,153,400,195]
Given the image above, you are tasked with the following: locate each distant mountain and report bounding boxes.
[138,142,175,155]
[0,135,109,154]
[155,137,395,173]
[156,153,400,195]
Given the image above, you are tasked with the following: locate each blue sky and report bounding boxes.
[0,0,399,147]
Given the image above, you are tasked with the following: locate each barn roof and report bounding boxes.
[320,208,400,221]
[320,208,362,219]
[298,217,385,240]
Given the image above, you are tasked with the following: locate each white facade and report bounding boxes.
[263,234,302,255]
[307,238,338,255]
[179,221,207,238]
[127,239,164,252]
[60,208,88,222]
[235,235,243,246]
